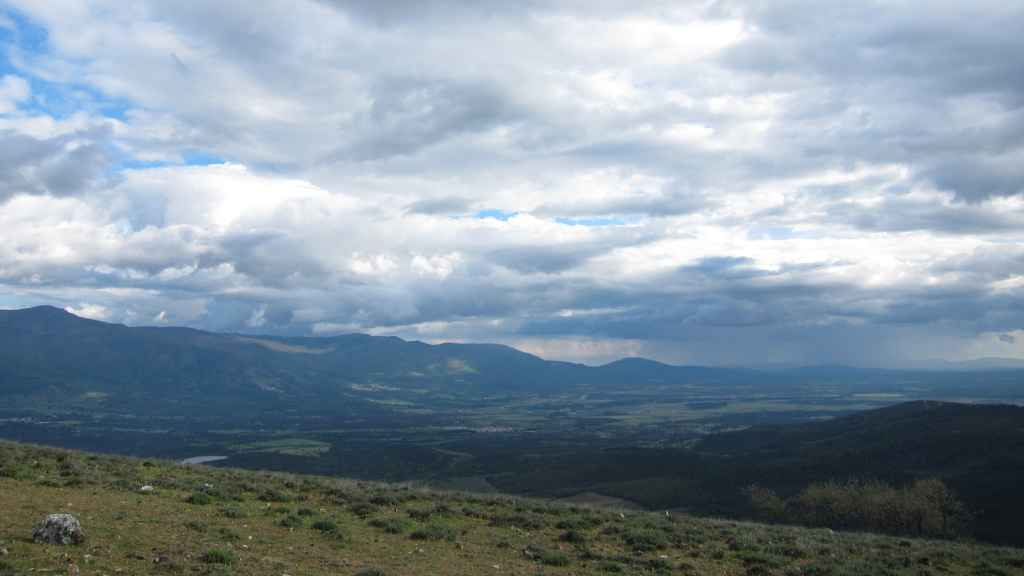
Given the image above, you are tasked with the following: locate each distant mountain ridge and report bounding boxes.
[0,306,748,416]
[2,305,1023,418]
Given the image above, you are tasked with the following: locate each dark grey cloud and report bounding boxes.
[404,196,471,215]
[0,130,112,201]
[716,0,1024,203]
[321,0,538,25]
[329,77,518,163]
[825,195,1024,235]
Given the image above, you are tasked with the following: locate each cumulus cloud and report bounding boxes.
[0,1,1022,366]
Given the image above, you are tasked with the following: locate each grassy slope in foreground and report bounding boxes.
[1,442,1022,576]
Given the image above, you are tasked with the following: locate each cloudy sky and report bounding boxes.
[1,1,1022,367]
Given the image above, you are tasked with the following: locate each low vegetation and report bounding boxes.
[1,440,1022,575]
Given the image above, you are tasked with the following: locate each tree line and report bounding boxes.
[745,478,970,539]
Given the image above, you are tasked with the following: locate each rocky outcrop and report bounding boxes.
[31,514,85,545]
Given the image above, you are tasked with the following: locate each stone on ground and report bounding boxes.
[31,513,85,545]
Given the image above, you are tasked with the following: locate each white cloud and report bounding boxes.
[0,75,30,113]
[64,303,110,320]
[1,1,1023,365]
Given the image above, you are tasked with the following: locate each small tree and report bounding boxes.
[744,484,786,521]
[908,478,970,538]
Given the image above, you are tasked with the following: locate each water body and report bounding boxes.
[180,455,228,465]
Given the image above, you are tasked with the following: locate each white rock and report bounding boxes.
[32,513,85,545]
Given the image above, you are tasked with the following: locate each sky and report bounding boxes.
[0,1,1022,367]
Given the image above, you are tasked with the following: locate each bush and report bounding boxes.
[489,513,545,530]
[369,517,410,534]
[279,514,304,528]
[258,488,291,502]
[745,484,786,521]
[350,501,378,518]
[184,520,207,532]
[623,528,669,552]
[312,519,338,533]
[407,507,433,521]
[200,549,236,565]
[410,523,457,542]
[560,530,587,544]
[221,506,247,519]
[187,492,213,505]
[369,494,399,506]
[556,516,603,530]
[539,550,571,567]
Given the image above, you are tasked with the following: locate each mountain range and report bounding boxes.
[3,305,1024,418]
[0,305,752,415]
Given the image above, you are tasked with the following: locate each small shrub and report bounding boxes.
[350,501,377,518]
[200,549,236,565]
[644,557,673,573]
[539,550,571,567]
[279,514,304,528]
[221,506,247,519]
[410,523,457,542]
[369,494,399,506]
[187,492,212,505]
[355,569,385,576]
[745,484,786,522]
[490,513,545,530]
[258,488,290,502]
[560,530,587,544]
[184,520,207,533]
[312,519,338,533]
[296,507,316,517]
[407,507,433,521]
[461,506,486,518]
[556,516,603,530]
[369,517,410,534]
[624,528,669,552]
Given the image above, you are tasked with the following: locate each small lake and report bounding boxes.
[180,455,228,465]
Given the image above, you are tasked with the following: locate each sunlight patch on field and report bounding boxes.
[231,438,331,457]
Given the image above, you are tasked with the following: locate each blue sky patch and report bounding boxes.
[183,150,227,166]
[474,209,518,221]
[556,216,626,227]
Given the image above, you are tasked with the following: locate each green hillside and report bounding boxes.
[2,441,1022,576]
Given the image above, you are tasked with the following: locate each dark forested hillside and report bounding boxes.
[695,401,1024,544]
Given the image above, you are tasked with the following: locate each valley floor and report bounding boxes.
[1,441,1022,576]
